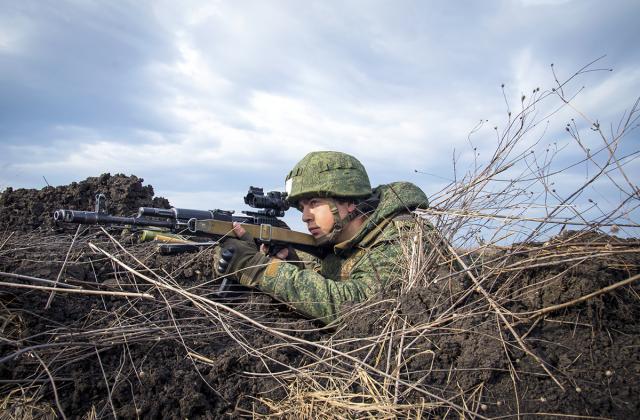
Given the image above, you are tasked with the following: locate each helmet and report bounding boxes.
[285,151,372,207]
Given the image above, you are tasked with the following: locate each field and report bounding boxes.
[2,66,640,418]
[1,173,638,418]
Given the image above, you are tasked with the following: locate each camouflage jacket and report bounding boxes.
[257,182,429,324]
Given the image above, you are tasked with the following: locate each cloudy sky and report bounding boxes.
[1,0,638,231]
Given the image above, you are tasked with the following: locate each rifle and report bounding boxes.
[53,187,319,256]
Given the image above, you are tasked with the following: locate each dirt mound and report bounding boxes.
[0,175,319,417]
[0,173,170,232]
[1,177,639,418]
[0,230,319,417]
[331,232,640,417]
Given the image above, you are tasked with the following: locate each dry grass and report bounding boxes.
[0,59,638,418]
[248,58,640,418]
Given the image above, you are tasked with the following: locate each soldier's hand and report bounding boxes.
[231,222,254,242]
[233,220,291,259]
[214,237,271,287]
[260,244,289,259]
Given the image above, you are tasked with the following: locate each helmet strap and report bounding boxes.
[315,199,361,246]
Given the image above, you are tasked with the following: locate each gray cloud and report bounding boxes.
[0,0,638,233]
[0,2,180,138]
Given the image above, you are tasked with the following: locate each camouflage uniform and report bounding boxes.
[258,181,428,324]
[215,151,429,324]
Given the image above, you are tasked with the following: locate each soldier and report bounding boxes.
[214,151,429,324]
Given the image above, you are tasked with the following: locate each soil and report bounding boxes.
[0,173,169,233]
[1,175,638,418]
[336,232,640,417]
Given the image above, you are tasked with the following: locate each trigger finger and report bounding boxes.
[276,248,289,259]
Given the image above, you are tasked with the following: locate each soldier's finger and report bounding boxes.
[276,248,289,259]
[232,222,247,238]
[217,259,229,273]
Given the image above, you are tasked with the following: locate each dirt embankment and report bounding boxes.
[0,173,169,232]
[1,175,638,418]
[335,232,640,416]
[1,175,317,418]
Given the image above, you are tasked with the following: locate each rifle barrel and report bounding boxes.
[54,210,175,229]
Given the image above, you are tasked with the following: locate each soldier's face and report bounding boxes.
[299,198,352,238]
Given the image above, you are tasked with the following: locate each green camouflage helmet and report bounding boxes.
[285,151,372,207]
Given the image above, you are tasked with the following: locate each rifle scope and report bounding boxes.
[244,187,290,212]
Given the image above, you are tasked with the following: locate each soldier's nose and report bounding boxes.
[301,207,313,223]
